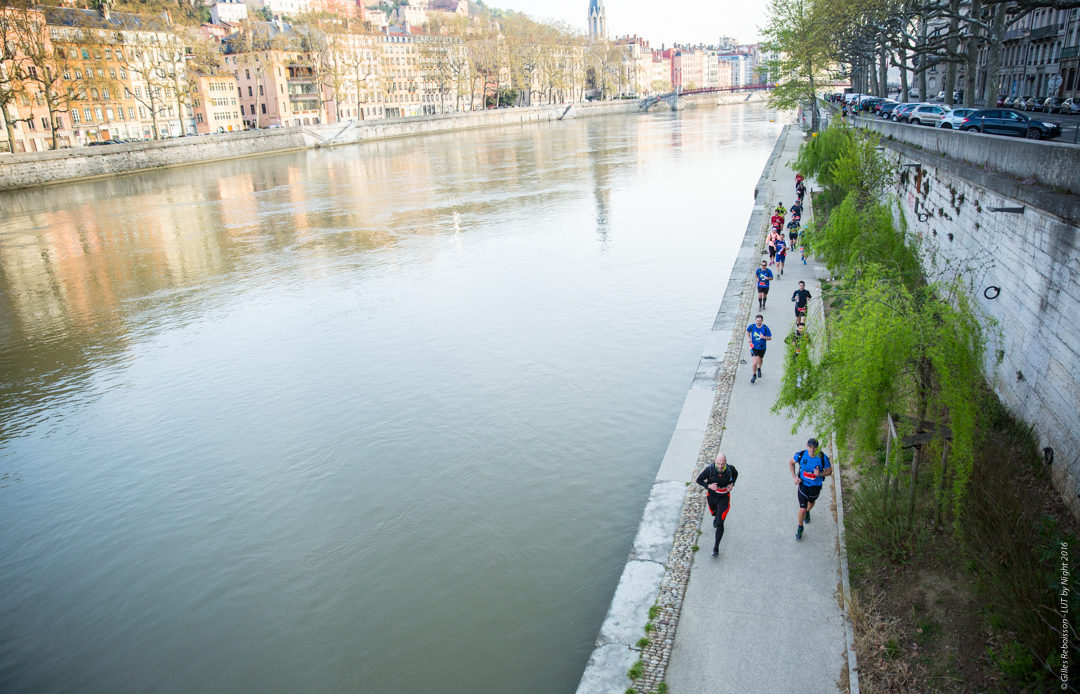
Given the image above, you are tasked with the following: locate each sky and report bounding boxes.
[485,0,770,47]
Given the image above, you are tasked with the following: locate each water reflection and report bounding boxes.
[0,104,784,694]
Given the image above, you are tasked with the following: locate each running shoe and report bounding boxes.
[750,374,757,384]
[796,525,803,540]
[711,549,719,557]
[757,368,762,378]
[804,509,811,523]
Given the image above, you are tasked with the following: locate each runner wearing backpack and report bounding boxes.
[789,438,831,540]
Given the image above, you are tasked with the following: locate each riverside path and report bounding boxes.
[664,128,853,693]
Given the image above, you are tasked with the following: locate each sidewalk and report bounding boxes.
[665,129,851,692]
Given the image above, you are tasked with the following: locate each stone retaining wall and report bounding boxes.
[879,139,1080,519]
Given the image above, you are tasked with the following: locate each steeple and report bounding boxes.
[587,0,606,40]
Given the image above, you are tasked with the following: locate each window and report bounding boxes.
[196,112,203,123]
[119,68,126,79]
[91,88,99,99]
[84,107,93,122]
[81,48,89,59]
[106,107,114,120]
[259,85,263,95]
[138,106,145,118]
[93,50,101,59]
[75,68,83,79]
[261,103,266,114]
[116,50,124,61]
[72,109,80,123]
[63,69,71,80]
[109,68,116,79]
[250,104,255,114]
[105,49,112,60]
[128,107,135,119]
[97,69,104,79]
[27,118,35,130]
[103,88,110,100]
[248,86,252,96]
[94,107,103,120]
[246,69,251,79]
[116,108,124,120]
[56,115,63,128]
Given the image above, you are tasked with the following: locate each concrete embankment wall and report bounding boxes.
[0,91,766,190]
[873,127,1080,519]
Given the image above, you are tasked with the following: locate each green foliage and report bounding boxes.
[793,120,856,196]
[626,660,644,680]
[987,641,1040,688]
[656,683,669,694]
[844,470,930,578]
[647,605,660,620]
[635,636,651,648]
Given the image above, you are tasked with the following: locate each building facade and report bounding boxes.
[587,0,606,40]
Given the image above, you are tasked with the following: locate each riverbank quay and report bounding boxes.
[575,125,858,693]
[0,91,767,191]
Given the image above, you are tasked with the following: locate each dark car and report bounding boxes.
[959,109,1062,140]
[1042,97,1065,113]
[878,102,902,118]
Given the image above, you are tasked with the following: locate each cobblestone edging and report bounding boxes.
[630,130,789,693]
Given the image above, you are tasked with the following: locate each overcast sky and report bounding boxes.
[485,0,769,46]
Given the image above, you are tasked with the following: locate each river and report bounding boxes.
[0,103,784,693]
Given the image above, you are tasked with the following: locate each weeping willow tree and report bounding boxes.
[777,122,986,525]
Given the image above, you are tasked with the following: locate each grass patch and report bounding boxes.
[648,605,660,620]
[626,660,644,680]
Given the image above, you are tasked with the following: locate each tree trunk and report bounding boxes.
[944,0,960,106]
[963,0,981,108]
[900,46,910,101]
[2,103,15,153]
[879,45,888,98]
[981,5,1006,108]
[934,443,950,527]
[907,445,921,531]
[917,15,928,100]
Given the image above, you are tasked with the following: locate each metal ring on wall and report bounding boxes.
[983,286,1000,300]
[917,212,930,223]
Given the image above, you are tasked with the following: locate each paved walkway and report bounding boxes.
[665,128,850,693]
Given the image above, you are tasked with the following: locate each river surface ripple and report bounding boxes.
[0,103,783,693]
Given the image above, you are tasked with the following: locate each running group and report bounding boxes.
[698,172,830,551]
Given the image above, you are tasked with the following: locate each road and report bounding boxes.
[851,107,1080,145]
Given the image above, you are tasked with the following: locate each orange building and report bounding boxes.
[192,72,244,133]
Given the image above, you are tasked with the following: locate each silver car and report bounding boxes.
[937,107,976,129]
[908,104,951,126]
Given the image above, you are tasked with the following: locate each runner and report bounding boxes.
[755,261,773,311]
[746,313,771,384]
[696,453,739,557]
[789,438,832,540]
[791,280,812,327]
[767,230,779,265]
[787,218,800,247]
[774,236,787,276]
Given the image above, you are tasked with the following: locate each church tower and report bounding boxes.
[587,0,606,40]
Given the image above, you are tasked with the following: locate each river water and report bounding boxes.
[0,103,783,693]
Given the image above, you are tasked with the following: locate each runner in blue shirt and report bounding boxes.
[788,438,832,540]
[755,260,774,310]
[746,314,772,384]
[775,237,787,277]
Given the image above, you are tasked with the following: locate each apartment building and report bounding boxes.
[191,72,243,133]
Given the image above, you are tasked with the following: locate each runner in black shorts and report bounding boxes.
[791,280,812,328]
[755,261,774,310]
[746,314,772,383]
[790,438,831,540]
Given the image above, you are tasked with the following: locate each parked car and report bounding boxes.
[959,109,1062,139]
[937,108,976,128]
[872,99,898,114]
[1060,98,1080,115]
[893,103,924,122]
[996,95,1007,106]
[1018,96,1038,111]
[1042,97,1066,113]
[908,104,951,126]
[878,101,903,118]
